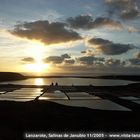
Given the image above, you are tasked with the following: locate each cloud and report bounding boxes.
[10,20,82,45]
[81,49,95,56]
[67,15,123,30]
[127,26,139,33]
[64,59,75,64]
[44,56,64,64]
[81,50,87,54]
[57,57,133,74]
[78,56,104,65]
[77,55,126,67]
[44,54,71,64]
[105,0,140,20]
[44,54,105,66]
[21,57,35,63]
[61,54,71,59]
[66,15,93,29]
[121,8,140,20]
[128,52,140,65]
[58,63,140,74]
[128,58,140,65]
[134,52,140,58]
[91,17,123,30]
[105,58,125,66]
[88,38,136,55]
[42,53,140,73]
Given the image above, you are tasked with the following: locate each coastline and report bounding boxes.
[25,75,140,81]
[1,72,140,82]
[0,81,140,89]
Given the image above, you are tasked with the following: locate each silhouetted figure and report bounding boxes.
[55,82,58,86]
[51,82,54,86]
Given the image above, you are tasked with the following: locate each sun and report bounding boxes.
[25,62,49,72]
[23,41,51,73]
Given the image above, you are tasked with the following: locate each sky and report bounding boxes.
[0,0,140,75]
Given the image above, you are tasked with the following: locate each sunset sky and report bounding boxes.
[0,0,140,75]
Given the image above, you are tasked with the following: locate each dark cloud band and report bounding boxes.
[105,0,140,20]
[21,57,35,63]
[88,38,136,55]
[10,20,82,45]
[67,15,123,30]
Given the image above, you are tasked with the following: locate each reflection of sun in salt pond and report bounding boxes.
[35,78,44,85]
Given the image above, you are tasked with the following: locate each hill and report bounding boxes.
[0,72,26,81]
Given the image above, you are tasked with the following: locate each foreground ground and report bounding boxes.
[0,100,140,140]
[0,82,140,140]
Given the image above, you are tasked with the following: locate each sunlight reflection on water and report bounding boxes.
[34,78,44,85]
[0,88,42,101]
[0,78,135,86]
